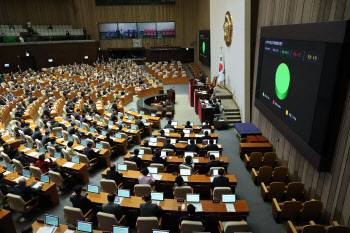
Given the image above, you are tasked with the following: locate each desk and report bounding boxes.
[198,101,214,124]
[0,209,16,233]
[32,222,103,233]
[137,87,163,98]
[153,132,218,141]
[125,110,161,129]
[239,142,273,159]
[1,134,20,149]
[140,141,223,154]
[119,93,133,106]
[162,76,190,85]
[0,167,60,207]
[189,82,207,107]
[246,135,269,143]
[194,91,209,114]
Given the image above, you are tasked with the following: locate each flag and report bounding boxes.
[217,52,224,84]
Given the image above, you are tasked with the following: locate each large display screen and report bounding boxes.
[199,30,210,66]
[256,39,326,143]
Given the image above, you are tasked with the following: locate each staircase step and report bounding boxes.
[227,116,241,120]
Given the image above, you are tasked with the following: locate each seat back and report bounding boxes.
[157,137,166,143]
[62,149,71,161]
[272,166,288,182]
[134,184,152,197]
[257,166,273,184]
[72,135,80,144]
[85,139,95,148]
[97,212,118,232]
[47,146,56,156]
[285,182,304,200]
[156,105,162,112]
[268,182,285,201]
[124,161,138,171]
[213,187,232,200]
[162,149,174,157]
[141,147,152,154]
[35,139,44,149]
[52,127,63,135]
[136,217,159,233]
[30,165,43,180]
[19,130,26,141]
[1,152,12,164]
[100,179,118,193]
[101,141,111,151]
[82,123,89,131]
[249,152,263,168]
[7,193,26,212]
[300,200,323,221]
[63,206,85,225]
[209,167,225,176]
[180,220,203,233]
[179,164,192,173]
[78,154,90,168]
[223,220,248,232]
[62,130,69,140]
[174,186,192,199]
[301,225,326,233]
[48,171,64,188]
[12,159,24,174]
[0,190,5,205]
[280,201,303,220]
[327,226,350,233]
[25,135,34,144]
[150,163,165,173]
[262,152,277,167]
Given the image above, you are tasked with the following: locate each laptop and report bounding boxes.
[151,192,164,201]
[131,125,137,131]
[72,156,80,164]
[54,152,61,159]
[87,185,99,194]
[180,168,191,176]
[80,125,84,129]
[96,143,103,149]
[6,164,14,172]
[113,226,129,233]
[117,163,127,171]
[221,194,236,203]
[41,174,50,183]
[186,193,200,203]
[149,137,157,143]
[148,167,158,174]
[210,151,220,158]
[101,131,107,136]
[151,113,156,117]
[56,133,61,138]
[115,133,122,139]
[99,118,104,122]
[45,214,59,227]
[140,111,145,115]
[139,149,144,155]
[108,121,114,126]
[118,113,123,118]
[184,152,194,158]
[77,221,93,233]
[130,108,135,112]
[89,128,95,133]
[171,121,178,126]
[23,169,31,178]
[39,147,46,154]
[68,136,73,142]
[170,139,176,144]
[141,118,147,123]
[128,116,133,121]
[118,189,131,198]
[26,143,33,149]
[81,140,87,146]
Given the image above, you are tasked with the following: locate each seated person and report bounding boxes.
[106,164,123,185]
[184,139,199,153]
[177,132,187,142]
[23,122,33,136]
[212,168,229,187]
[182,156,194,171]
[83,142,100,160]
[12,178,42,202]
[205,139,219,151]
[163,138,176,151]
[66,141,78,159]
[35,154,53,174]
[164,120,175,129]
[158,129,165,137]
[102,193,123,220]
[128,149,142,167]
[134,116,144,131]
[67,122,77,135]
[0,173,12,195]
[179,203,205,225]
[87,133,97,145]
[15,151,31,167]
[3,143,19,159]
[138,168,155,185]
[70,185,92,214]
[110,110,118,122]
[50,162,70,183]
[140,193,163,218]
[46,137,63,152]
[104,132,116,147]
[152,150,167,166]
[203,131,211,140]
[184,121,192,129]
[41,131,51,147]
[32,126,42,141]
[202,121,211,129]
[172,175,189,190]
[206,154,223,171]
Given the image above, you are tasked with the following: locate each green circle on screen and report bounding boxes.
[275,63,290,100]
[202,42,205,54]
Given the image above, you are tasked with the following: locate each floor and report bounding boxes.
[2,64,286,233]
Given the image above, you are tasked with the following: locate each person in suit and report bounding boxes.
[65,104,73,115]
[35,154,53,174]
[206,154,223,172]
[70,185,92,214]
[202,121,211,129]
[212,169,229,188]
[203,131,211,140]
[3,143,18,159]
[140,193,163,218]
[12,178,42,202]
[15,152,31,167]
[128,149,142,167]
[109,110,118,122]
[67,122,77,135]
[182,156,194,171]
[163,139,176,151]
[184,139,199,153]
[172,175,189,190]
[179,204,205,225]
[138,168,155,185]
[134,116,144,131]
[152,150,166,165]
[205,139,219,151]
[0,173,12,195]
[184,121,192,129]
[15,107,24,118]
[83,142,99,160]
[104,132,116,147]
[106,164,123,185]
[102,193,123,220]
[50,162,70,183]
[111,101,119,112]
[164,120,175,129]
[73,109,80,120]
[177,132,187,143]
[42,131,51,147]
[31,126,42,141]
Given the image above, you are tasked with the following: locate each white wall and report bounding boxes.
[210,0,251,122]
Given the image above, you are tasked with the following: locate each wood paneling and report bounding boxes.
[252,0,350,226]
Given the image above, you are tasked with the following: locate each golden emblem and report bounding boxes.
[223,11,233,47]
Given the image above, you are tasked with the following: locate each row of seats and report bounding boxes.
[36,29,84,36]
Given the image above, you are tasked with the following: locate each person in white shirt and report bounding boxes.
[19,36,24,43]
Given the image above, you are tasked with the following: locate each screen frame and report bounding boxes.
[77,221,93,233]
[45,214,59,227]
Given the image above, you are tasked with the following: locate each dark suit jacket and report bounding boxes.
[152,156,166,165]
[15,155,30,167]
[51,168,68,180]
[135,120,144,129]
[212,176,230,188]
[4,148,17,159]
[102,202,123,220]
[83,147,96,160]
[67,126,76,135]
[42,135,50,146]
[106,170,123,185]
[32,131,42,141]
[184,144,199,153]
[104,137,116,147]
[205,144,219,151]
[0,181,11,195]
[12,184,42,202]
[202,125,211,129]
[164,124,174,129]
[73,112,80,119]
[70,194,92,214]
[163,143,176,151]
[206,160,223,171]
[179,215,205,225]
[23,127,33,136]
[140,202,163,218]
[128,155,141,167]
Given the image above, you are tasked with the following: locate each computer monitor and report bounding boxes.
[128,116,133,121]
[40,174,50,183]
[90,128,95,133]
[141,118,147,123]
[164,129,170,134]
[190,122,194,126]
[102,131,107,136]
[180,168,191,176]
[170,139,176,144]
[87,185,99,194]
[148,167,158,174]
[109,121,114,126]
[99,118,104,123]
[183,129,190,134]
[187,139,196,144]
[184,152,194,158]
[110,110,114,114]
[45,215,59,227]
[23,169,31,178]
[131,125,137,131]
[80,125,84,129]
[6,164,14,172]
[151,192,164,201]
[54,152,61,159]
[140,111,145,115]
[68,136,73,142]
[161,151,167,157]
[221,194,236,203]
[113,226,129,233]
[39,147,45,154]
[118,189,130,198]
[118,113,123,118]
[210,152,220,158]
[77,221,93,233]
[186,193,200,203]
[56,133,61,138]
[152,231,170,233]
[130,108,135,112]
[96,143,103,149]
[139,149,144,155]
[203,129,211,134]
[26,143,33,149]
[151,113,156,117]
[150,137,157,143]
[72,156,80,164]
[115,133,122,139]
[212,169,219,176]
[171,121,178,126]
[117,163,127,171]
[81,140,87,146]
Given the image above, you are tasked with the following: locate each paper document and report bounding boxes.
[21,148,31,152]
[152,174,163,180]
[144,123,150,126]
[74,145,85,150]
[62,162,75,168]
[97,135,104,139]
[63,230,75,233]
[189,203,203,212]
[45,158,57,162]
[36,226,57,233]
[137,155,143,159]
[32,182,42,189]
[182,176,189,182]
[193,159,199,163]
[225,204,236,212]
[3,171,11,176]
[61,141,68,146]
[28,152,40,157]
[210,177,214,182]
[196,134,204,137]
[152,201,160,205]
[184,134,190,137]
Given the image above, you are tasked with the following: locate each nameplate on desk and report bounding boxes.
[213,200,220,203]
[62,162,75,168]
[28,151,40,157]
[21,148,31,152]
[177,199,184,202]
[74,145,85,150]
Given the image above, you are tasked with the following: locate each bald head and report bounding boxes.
[18,178,27,186]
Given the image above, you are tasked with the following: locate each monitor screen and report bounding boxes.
[184,152,194,158]
[81,140,87,146]
[23,169,31,178]
[68,137,73,142]
[170,139,176,144]
[186,193,200,203]
[109,121,114,125]
[99,118,104,122]
[48,59,53,62]
[72,156,80,164]
[118,189,130,198]
[141,119,147,123]
[130,108,135,112]
[131,125,137,130]
[171,121,178,126]
[151,192,164,201]
[56,133,61,138]
[39,147,45,153]
[128,116,133,121]
[180,169,191,176]
[199,30,211,66]
[4,64,9,67]
[183,129,190,134]
[96,143,103,149]
[221,194,236,203]
[77,221,92,233]
[113,226,129,233]
[118,113,123,118]
[45,215,59,227]
[41,174,50,183]
[115,133,122,139]
[80,125,84,129]
[90,128,95,133]
[148,167,158,174]
[139,149,144,155]
[151,113,156,117]
[117,163,127,171]
[140,111,145,115]
[102,131,107,136]
[27,143,33,149]
[87,185,99,194]
[150,137,157,143]
[6,164,14,172]
[54,152,61,159]
[210,152,220,158]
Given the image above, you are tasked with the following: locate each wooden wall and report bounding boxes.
[251,0,350,226]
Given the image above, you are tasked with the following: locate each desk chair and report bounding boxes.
[150,163,166,173]
[134,184,154,197]
[180,220,204,233]
[19,130,26,143]
[30,165,44,180]
[162,149,175,157]
[85,139,95,148]
[209,167,225,176]
[100,179,118,193]
[179,164,193,174]
[252,166,273,185]
[61,149,71,161]
[73,135,80,144]
[79,153,98,168]
[287,221,325,233]
[284,182,305,200]
[49,170,68,192]
[35,139,44,150]
[141,147,152,154]
[218,220,248,233]
[124,161,138,171]
[63,206,94,226]
[272,198,303,222]
[300,199,323,221]
[47,146,57,156]
[82,123,89,131]
[97,212,126,232]
[262,152,277,167]
[12,158,27,175]
[1,152,12,164]
[0,190,7,208]
[272,166,289,183]
[174,186,193,199]
[165,105,173,118]
[101,141,112,156]
[244,152,263,169]
[211,187,232,200]
[156,105,163,118]
[136,216,162,233]
[62,130,69,140]
[7,193,39,222]
[261,182,285,201]
[25,135,35,146]
[52,127,63,135]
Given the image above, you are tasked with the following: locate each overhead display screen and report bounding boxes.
[199,30,210,66]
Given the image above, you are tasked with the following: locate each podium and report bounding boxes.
[167,88,175,103]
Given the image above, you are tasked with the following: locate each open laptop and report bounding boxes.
[81,140,87,146]
[115,133,122,139]
[221,194,236,203]
[96,143,103,149]
[183,129,191,135]
[113,226,129,233]
[186,193,200,203]
[77,221,93,233]
[39,147,46,154]
[171,121,178,126]
[151,192,164,201]
[72,156,80,164]
[118,189,131,198]
[54,152,61,159]
[87,185,99,194]
[148,166,158,174]
[6,164,14,172]
[184,152,194,158]
[117,163,127,171]
[139,149,145,155]
[41,174,50,183]
[180,168,191,176]
[140,111,145,115]
[131,125,137,130]
[23,169,31,178]
[45,214,59,227]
